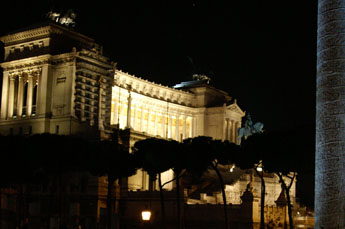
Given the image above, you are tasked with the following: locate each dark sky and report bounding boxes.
[0,0,317,132]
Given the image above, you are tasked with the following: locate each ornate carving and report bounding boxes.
[227,103,245,116]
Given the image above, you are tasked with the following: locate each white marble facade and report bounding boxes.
[110,70,245,143]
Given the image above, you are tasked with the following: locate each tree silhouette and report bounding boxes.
[241,129,314,229]
[238,133,269,229]
[89,136,138,229]
[263,129,312,229]
[132,138,177,229]
[183,136,239,229]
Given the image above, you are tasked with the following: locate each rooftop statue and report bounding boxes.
[47,9,76,27]
[192,74,211,84]
[238,113,264,140]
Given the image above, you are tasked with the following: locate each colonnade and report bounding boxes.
[3,70,39,119]
[111,88,193,141]
[225,118,240,144]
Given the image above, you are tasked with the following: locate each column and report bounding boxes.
[140,107,145,132]
[189,117,193,138]
[7,76,16,118]
[154,111,158,135]
[225,118,230,141]
[17,75,24,117]
[132,104,137,130]
[119,101,124,128]
[235,121,239,144]
[161,113,165,138]
[168,115,172,138]
[316,1,345,226]
[113,101,118,125]
[230,120,234,143]
[183,116,187,139]
[175,115,180,141]
[26,75,34,116]
[126,92,132,128]
[142,170,147,191]
[146,109,151,134]
[1,71,9,120]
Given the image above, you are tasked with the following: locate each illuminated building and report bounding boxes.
[0,21,305,228]
[0,22,244,142]
[0,21,245,192]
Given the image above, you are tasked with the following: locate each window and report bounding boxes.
[55,125,59,134]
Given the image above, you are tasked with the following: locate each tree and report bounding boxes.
[261,131,295,229]
[264,128,315,229]
[183,137,239,229]
[90,137,138,229]
[165,140,186,229]
[316,0,345,227]
[237,114,266,229]
[236,133,266,229]
[132,138,177,229]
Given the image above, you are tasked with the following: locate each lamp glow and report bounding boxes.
[229,165,235,173]
[257,167,263,172]
[141,210,151,221]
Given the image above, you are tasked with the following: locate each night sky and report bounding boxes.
[0,0,317,132]
[0,0,317,208]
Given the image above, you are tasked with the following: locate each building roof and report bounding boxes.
[0,21,94,47]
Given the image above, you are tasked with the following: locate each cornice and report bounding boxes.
[115,70,194,101]
[0,23,94,46]
[77,62,112,78]
[78,49,110,65]
[0,26,53,45]
[51,53,76,65]
[0,54,52,71]
[206,106,226,114]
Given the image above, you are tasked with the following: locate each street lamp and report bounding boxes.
[141,210,151,221]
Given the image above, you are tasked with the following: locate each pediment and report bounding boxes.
[227,103,245,116]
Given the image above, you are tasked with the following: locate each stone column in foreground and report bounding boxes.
[316,0,345,227]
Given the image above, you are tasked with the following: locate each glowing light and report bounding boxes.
[229,165,235,173]
[141,210,151,221]
[257,167,263,172]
